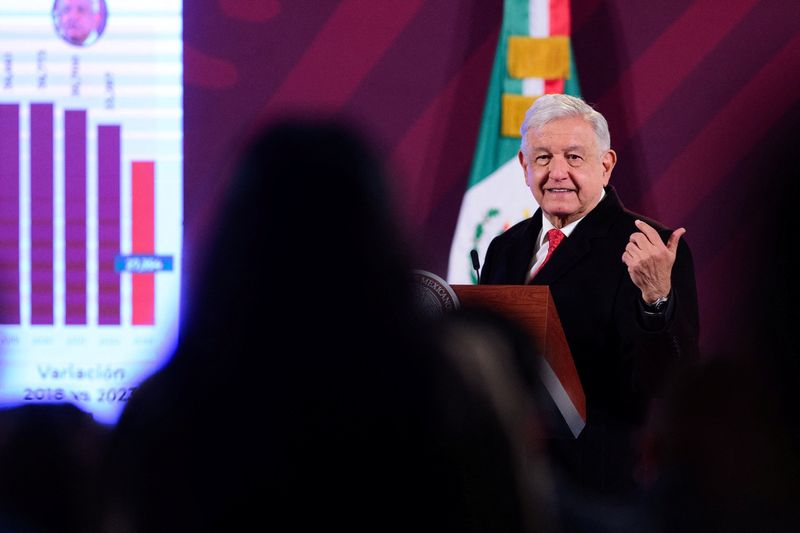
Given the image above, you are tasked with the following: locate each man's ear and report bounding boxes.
[601,149,617,185]
[518,150,528,185]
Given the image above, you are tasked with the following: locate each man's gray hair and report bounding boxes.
[519,94,611,152]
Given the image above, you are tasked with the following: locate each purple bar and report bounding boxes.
[30,103,54,325]
[0,104,20,324]
[65,110,86,325]
[97,125,120,325]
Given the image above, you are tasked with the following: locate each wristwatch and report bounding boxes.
[643,295,669,314]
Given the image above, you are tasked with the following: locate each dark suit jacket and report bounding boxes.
[481,186,699,495]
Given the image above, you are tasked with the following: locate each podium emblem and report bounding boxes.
[411,270,460,318]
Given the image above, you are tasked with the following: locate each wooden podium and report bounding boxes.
[450,285,586,437]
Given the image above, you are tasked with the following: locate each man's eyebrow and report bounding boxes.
[564,145,587,152]
[530,144,588,153]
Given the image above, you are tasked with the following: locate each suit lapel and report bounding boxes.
[506,215,542,283]
[533,187,623,285]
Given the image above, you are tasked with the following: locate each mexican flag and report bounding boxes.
[447,0,581,284]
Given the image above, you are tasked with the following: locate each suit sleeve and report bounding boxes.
[621,237,700,406]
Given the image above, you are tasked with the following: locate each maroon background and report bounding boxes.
[184,0,800,356]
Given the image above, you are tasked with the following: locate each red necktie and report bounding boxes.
[531,228,565,281]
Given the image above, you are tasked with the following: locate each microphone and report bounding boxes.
[470,249,481,284]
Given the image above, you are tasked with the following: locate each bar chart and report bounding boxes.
[0,1,182,423]
[1,104,160,326]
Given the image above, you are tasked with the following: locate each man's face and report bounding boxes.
[519,116,616,228]
[55,0,98,44]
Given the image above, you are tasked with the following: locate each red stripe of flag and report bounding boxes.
[545,0,570,94]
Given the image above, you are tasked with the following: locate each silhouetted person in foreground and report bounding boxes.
[0,404,108,533]
[103,118,556,532]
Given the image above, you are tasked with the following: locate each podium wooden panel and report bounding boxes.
[450,285,586,436]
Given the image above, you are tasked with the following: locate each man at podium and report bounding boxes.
[480,94,699,499]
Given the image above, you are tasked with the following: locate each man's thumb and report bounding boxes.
[667,227,686,251]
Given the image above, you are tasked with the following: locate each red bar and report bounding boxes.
[131,161,154,325]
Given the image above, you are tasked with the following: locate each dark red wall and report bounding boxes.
[185,0,800,355]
